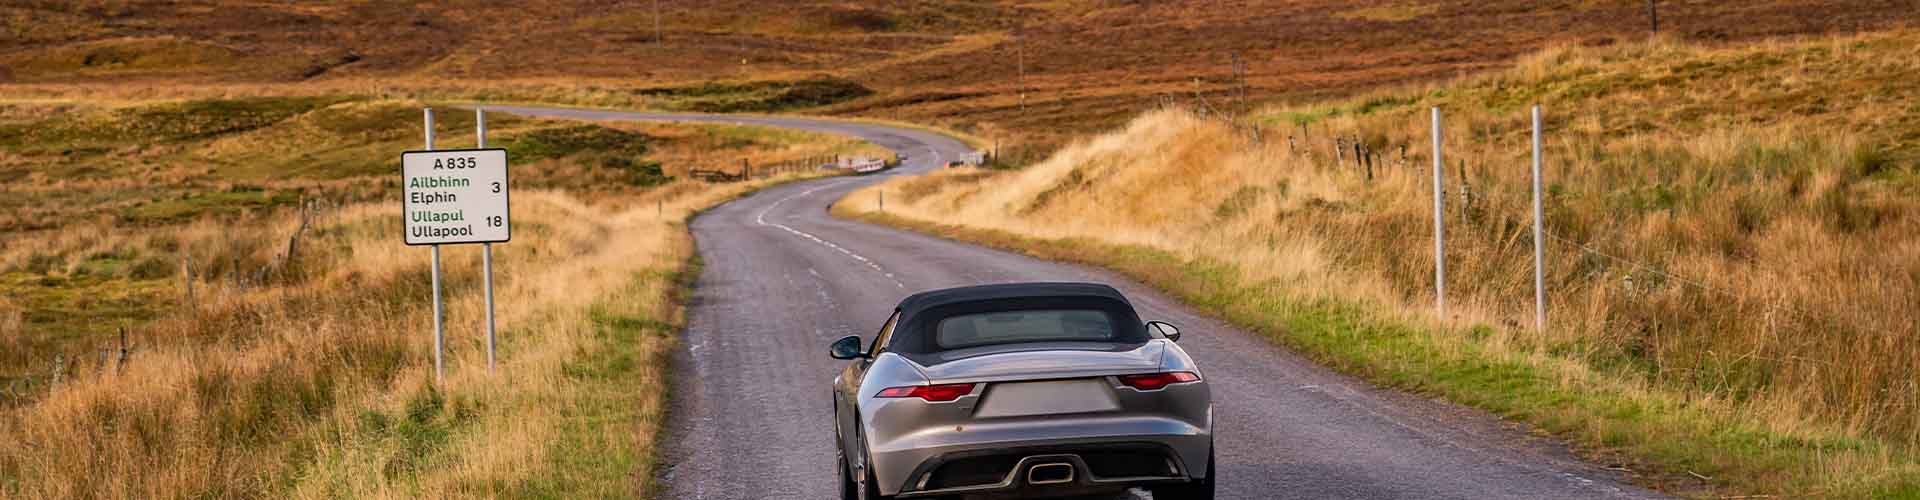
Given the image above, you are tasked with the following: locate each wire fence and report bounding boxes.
[1149,92,1886,353]
[0,197,341,406]
[688,155,845,182]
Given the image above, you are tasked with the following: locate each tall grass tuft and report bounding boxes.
[0,93,861,497]
[848,30,1920,495]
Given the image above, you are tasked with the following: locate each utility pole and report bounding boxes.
[1530,105,1547,332]
[1230,52,1247,109]
[1016,22,1027,114]
[1430,107,1448,317]
[477,108,497,373]
[1647,0,1659,36]
[423,108,445,384]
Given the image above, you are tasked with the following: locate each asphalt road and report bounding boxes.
[482,105,1666,500]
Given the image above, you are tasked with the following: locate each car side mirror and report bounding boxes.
[1146,321,1182,342]
[830,335,867,360]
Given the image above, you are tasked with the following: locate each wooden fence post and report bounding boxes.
[117,327,131,373]
[1458,160,1474,217]
[1363,144,1374,181]
[182,255,195,310]
[285,199,313,270]
[50,355,65,389]
[1648,0,1659,35]
[1352,139,1364,170]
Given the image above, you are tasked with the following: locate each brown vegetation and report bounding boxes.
[2,1,1910,145]
[0,94,859,497]
[844,31,1920,496]
[5,1,1918,496]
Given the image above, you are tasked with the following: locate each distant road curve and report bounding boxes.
[480,105,1667,500]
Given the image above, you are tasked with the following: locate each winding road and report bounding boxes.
[480,105,1664,500]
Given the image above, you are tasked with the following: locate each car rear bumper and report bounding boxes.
[870,415,1211,497]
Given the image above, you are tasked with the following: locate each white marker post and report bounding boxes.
[424,108,444,383]
[1531,105,1547,332]
[405,108,511,383]
[1430,107,1448,317]
[477,108,497,373]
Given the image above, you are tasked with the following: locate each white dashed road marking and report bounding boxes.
[756,180,906,288]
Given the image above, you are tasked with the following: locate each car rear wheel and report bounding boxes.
[1148,447,1214,500]
[837,443,858,500]
[852,435,891,500]
[861,456,890,500]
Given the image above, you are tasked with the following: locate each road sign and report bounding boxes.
[960,150,986,166]
[402,148,511,245]
[848,157,886,173]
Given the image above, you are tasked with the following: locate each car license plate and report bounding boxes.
[974,379,1119,418]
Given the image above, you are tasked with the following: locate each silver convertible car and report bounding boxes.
[830,282,1214,499]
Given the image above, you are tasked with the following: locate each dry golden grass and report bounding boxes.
[0,91,860,497]
[0,177,817,498]
[631,121,894,177]
[846,30,1920,496]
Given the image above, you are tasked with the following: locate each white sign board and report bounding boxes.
[848,158,887,173]
[402,148,510,245]
[960,150,986,166]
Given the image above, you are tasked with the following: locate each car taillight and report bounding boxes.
[1117,372,1200,391]
[874,383,976,402]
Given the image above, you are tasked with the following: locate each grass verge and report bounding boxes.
[836,208,1920,498]
[502,268,686,499]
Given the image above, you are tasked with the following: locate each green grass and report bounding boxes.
[127,186,303,223]
[304,265,689,499]
[1335,4,1442,23]
[360,387,486,489]
[841,209,1920,498]
[504,124,653,162]
[0,96,676,229]
[1,272,170,335]
[3,37,250,80]
[0,96,346,152]
[637,77,874,113]
[509,269,685,499]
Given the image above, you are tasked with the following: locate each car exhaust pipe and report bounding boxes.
[1027,462,1075,485]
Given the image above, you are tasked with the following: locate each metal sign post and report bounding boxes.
[477,109,497,373]
[1531,105,1547,332]
[406,107,512,384]
[424,108,445,383]
[1430,107,1448,317]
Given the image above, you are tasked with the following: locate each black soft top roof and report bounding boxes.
[888,282,1146,356]
[896,282,1131,316]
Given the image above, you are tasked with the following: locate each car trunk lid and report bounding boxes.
[910,341,1165,384]
[904,341,1165,419]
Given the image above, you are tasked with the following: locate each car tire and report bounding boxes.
[854,435,891,500]
[837,443,858,500]
[861,457,890,500]
[1149,447,1214,500]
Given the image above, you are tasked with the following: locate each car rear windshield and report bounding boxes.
[934,309,1119,349]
